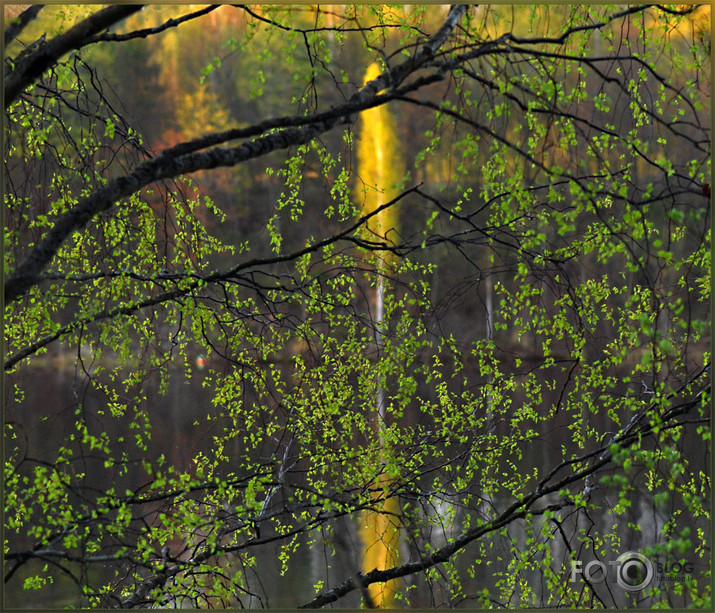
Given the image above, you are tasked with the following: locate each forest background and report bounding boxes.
[3,3,712,609]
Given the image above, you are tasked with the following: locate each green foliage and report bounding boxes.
[3,3,710,609]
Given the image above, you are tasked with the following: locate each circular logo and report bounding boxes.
[614,552,654,591]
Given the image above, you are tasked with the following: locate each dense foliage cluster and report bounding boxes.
[3,4,711,608]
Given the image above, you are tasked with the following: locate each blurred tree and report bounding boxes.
[3,4,711,609]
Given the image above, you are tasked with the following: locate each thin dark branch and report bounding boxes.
[234,4,429,39]
[88,5,220,43]
[4,6,468,304]
[298,384,708,608]
[3,186,423,370]
[500,5,655,46]
[4,4,143,108]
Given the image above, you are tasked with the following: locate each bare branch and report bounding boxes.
[88,5,220,44]
[499,5,656,46]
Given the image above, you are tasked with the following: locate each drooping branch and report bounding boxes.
[3,186,423,370]
[4,4,143,108]
[497,4,658,46]
[17,3,694,307]
[297,468,586,609]
[3,6,470,305]
[298,371,710,608]
[4,3,710,608]
[7,367,707,606]
[5,444,387,606]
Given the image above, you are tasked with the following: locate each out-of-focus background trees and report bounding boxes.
[3,4,711,609]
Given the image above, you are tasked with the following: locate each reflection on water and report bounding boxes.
[5,360,709,608]
[359,476,401,607]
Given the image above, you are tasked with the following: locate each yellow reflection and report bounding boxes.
[356,62,406,262]
[359,475,401,607]
[355,61,405,608]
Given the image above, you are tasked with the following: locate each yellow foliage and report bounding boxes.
[177,86,232,141]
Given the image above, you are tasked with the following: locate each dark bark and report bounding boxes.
[3,5,469,305]
[88,5,220,44]
[4,4,143,108]
[3,4,45,48]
